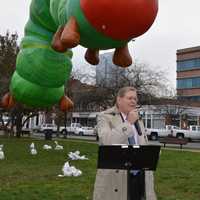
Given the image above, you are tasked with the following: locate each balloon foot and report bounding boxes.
[85,48,99,65]
[1,92,15,109]
[113,44,132,67]
[59,96,74,112]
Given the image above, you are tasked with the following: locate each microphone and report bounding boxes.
[125,105,143,136]
[134,120,142,136]
[134,105,142,136]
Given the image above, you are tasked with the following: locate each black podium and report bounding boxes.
[97,145,161,200]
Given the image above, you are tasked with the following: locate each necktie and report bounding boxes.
[128,129,140,175]
[128,135,136,145]
[119,113,139,175]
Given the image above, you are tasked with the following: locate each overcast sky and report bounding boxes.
[1,0,200,89]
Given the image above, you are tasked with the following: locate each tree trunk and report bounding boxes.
[165,114,172,125]
[15,111,23,138]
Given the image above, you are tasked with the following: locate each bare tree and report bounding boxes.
[119,62,173,97]
[71,66,96,85]
[0,31,19,96]
[95,60,175,106]
[69,59,175,110]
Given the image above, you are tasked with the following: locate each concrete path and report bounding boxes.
[145,171,157,200]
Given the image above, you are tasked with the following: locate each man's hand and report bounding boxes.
[127,109,139,124]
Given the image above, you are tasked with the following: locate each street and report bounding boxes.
[30,132,200,150]
[149,140,200,150]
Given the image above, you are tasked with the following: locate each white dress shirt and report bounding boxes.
[121,112,139,145]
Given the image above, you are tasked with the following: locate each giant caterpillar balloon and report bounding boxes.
[2,0,158,111]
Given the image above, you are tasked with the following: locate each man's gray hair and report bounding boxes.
[117,86,137,97]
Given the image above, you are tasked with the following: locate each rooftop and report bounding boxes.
[177,46,200,54]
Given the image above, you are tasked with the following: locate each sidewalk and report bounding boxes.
[161,146,200,153]
[145,171,157,200]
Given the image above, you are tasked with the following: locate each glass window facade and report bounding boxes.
[178,96,200,101]
[177,77,200,89]
[177,58,200,71]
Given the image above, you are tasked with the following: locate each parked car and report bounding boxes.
[172,125,200,141]
[59,123,79,134]
[59,123,80,134]
[145,125,180,141]
[39,123,57,133]
[77,126,95,136]
[60,123,95,136]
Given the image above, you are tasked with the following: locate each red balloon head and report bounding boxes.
[81,0,158,40]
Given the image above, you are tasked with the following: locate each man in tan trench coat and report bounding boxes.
[93,86,156,200]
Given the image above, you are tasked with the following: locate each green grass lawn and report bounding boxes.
[155,149,200,200]
[0,137,200,200]
[0,137,98,200]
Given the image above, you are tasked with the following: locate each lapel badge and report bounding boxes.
[122,127,127,132]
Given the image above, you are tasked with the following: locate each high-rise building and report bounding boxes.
[96,52,126,88]
[176,46,200,101]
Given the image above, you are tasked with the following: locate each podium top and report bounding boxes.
[97,145,161,170]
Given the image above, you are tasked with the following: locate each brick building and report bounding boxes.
[176,46,200,101]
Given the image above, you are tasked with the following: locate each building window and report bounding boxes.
[177,58,200,71]
[178,96,200,101]
[177,77,200,89]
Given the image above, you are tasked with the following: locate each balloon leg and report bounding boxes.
[59,96,74,112]
[1,92,15,109]
[60,16,80,48]
[51,26,68,52]
[85,48,100,65]
[113,44,132,67]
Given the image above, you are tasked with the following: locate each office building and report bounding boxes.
[176,46,200,101]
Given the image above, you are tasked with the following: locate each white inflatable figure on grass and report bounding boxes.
[58,162,82,177]
[30,142,35,149]
[54,141,63,150]
[68,150,88,160]
[43,144,52,150]
[0,145,5,160]
[30,142,37,155]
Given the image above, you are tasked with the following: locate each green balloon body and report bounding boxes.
[11,0,71,108]
[10,0,128,108]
